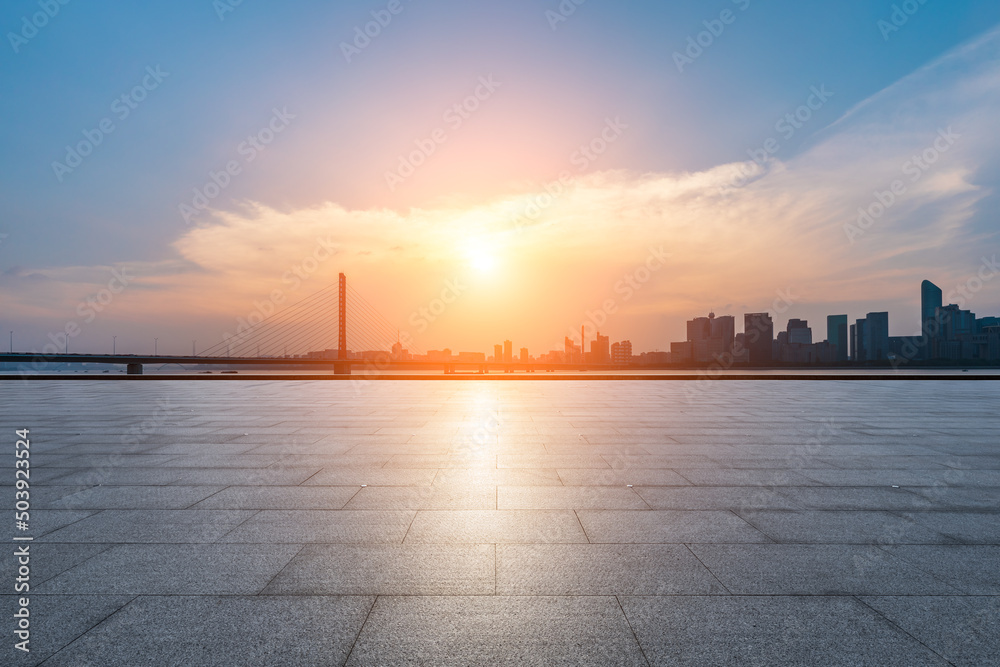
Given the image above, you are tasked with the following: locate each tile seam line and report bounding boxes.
[256,543,307,595]
[850,595,957,666]
[35,594,139,667]
[615,594,652,667]
[343,594,379,666]
[683,543,733,595]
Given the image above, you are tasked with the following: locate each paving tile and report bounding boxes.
[220,510,415,543]
[0,543,111,586]
[737,510,953,544]
[37,544,301,594]
[497,544,726,595]
[879,545,1000,594]
[556,468,691,486]
[301,467,438,486]
[636,486,802,510]
[344,485,496,509]
[498,486,649,510]
[577,510,770,543]
[263,544,494,595]
[404,510,589,544]
[690,544,963,595]
[36,485,224,510]
[191,486,359,509]
[622,596,948,666]
[0,595,133,666]
[346,596,647,666]
[776,486,937,510]
[37,510,256,543]
[860,596,1000,666]
[899,511,1000,544]
[41,596,373,667]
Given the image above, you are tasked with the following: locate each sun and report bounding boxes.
[465,243,498,274]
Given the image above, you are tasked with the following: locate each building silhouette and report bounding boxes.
[744,313,773,365]
[611,340,632,364]
[827,315,848,362]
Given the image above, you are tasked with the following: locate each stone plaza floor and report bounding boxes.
[2,379,998,665]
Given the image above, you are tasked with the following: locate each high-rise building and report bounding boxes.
[851,320,865,361]
[564,336,580,360]
[611,340,632,364]
[744,313,773,365]
[590,332,610,363]
[921,280,943,332]
[503,340,513,362]
[827,315,848,362]
[865,312,889,361]
[519,347,528,362]
[493,344,503,362]
[685,312,734,362]
[787,319,812,345]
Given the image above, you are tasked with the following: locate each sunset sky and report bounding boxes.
[2,0,1000,356]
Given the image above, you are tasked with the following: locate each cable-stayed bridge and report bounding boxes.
[0,274,568,375]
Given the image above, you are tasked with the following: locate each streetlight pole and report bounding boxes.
[113,336,117,355]
[154,338,158,356]
[9,331,12,353]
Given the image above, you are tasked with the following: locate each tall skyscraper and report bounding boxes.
[921,280,943,332]
[494,344,503,362]
[590,332,610,363]
[827,315,848,362]
[519,347,528,362]
[503,340,513,362]
[744,313,773,365]
[865,312,890,361]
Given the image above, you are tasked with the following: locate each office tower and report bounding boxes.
[709,314,735,359]
[563,336,581,363]
[787,319,812,345]
[852,318,866,361]
[503,339,513,362]
[590,332,610,363]
[519,347,528,362]
[921,280,943,332]
[686,312,734,362]
[865,312,889,361]
[494,344,503,362]
[827,315,848,361]
[611,340,632,364]
[744,313,773,365]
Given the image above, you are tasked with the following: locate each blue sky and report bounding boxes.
[2,0,999,354]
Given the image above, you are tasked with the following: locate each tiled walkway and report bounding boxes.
[2,380,998,665]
